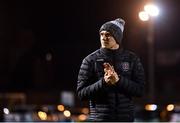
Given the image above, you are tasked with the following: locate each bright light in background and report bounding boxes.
[57,104,65,112]
[38,111,47,120]
[3,108,9,114]
[78,114,87,121]
[145,104,157,111]
[144,4,159,16]
[139,3,159,21]
[166,104,174,111]
[63,110,71,117]
[139,11,149,21]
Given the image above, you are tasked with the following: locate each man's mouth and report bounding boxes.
[103,40,109,43]
[103,41,109,44]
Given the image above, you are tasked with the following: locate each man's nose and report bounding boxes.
[102,35,107,40]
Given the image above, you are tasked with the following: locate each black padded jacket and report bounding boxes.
[77,48,145,121]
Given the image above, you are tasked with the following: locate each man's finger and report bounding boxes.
[103,63,113,71]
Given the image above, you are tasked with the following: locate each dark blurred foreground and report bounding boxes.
[0,91,180,122]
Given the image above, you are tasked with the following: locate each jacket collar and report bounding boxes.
[100,47,124,56]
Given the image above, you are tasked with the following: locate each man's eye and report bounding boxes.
[105,33,111,37]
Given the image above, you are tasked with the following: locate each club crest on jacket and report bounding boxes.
[122,62,130,72]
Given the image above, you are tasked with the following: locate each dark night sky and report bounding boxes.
[0,0,180,103]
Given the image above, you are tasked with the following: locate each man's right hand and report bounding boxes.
[103,62,119,85]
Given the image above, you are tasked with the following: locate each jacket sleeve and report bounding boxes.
[77,57,107,100]
[116,57,145,97]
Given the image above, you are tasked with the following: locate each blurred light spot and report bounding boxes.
[139,11,149,21]
[38,111,47,120]
[63,110,71,117]
[167,104,174,111]
[57,105,65,112]
[3,108,9,114]
[144,4,159,16]
[145,104,157,111]
[78,114,87,121]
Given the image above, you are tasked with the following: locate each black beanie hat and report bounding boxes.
[99,18,125,44]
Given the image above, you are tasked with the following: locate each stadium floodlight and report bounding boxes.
[144,4,159,17]
[139,11,149,21]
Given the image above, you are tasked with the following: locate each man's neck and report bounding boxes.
[110,44,119,50]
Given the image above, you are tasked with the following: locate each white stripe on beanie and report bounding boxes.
[110,20,124,32]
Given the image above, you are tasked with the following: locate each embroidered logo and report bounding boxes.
[122,62,130,71]
[96,59,104,62]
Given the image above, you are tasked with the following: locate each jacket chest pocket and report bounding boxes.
[95,60,105,78]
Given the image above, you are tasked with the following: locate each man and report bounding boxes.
[77,18,145,121]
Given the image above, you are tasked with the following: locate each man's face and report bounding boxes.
[100,31,119,49]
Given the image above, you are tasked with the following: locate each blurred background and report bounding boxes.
[0,0,180,122]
